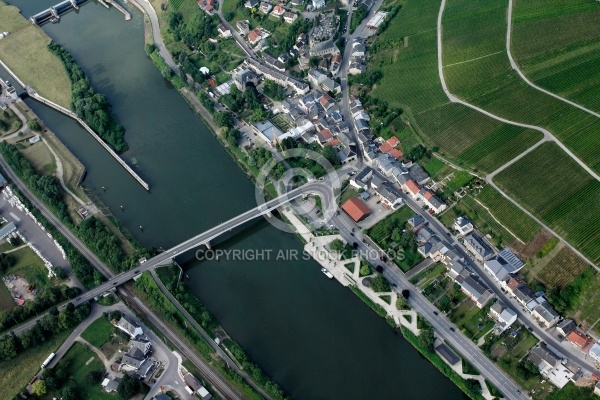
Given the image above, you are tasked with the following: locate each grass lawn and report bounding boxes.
[51,342,113,400]
[442,0,600,173]
[369,0,542,174]
[494,142,600,265]
[365,205,415,244]
[20,141,57,176]
[416,263,446,288]
[0,329,70,400]
[422,157,453,181]
[0,282,15,312]
[340,187,360,205]
[81,317,116,349]
[0,6,71,109]
[6,246,51,289]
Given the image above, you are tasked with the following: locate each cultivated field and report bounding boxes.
[441,0,600,173]
[369,0,542,174]
[0,3,72,109]
[512,0,600,112]
[537,246,588,289]
[476,185,540,243]
[494,142,600,264]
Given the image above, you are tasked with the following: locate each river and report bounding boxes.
[4,1,464,398]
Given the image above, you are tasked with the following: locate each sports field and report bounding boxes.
[511,0,600,112]
[441,0,600,173]
[494,142,600,264]
[369,0,542,174]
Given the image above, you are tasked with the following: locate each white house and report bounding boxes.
[116,316,143,338]
[453,216,473,235]
[217,23,231,37]
[283,11,298,24]
[489,301,517,332]
[532,301,560,328]
[312,0,325,9]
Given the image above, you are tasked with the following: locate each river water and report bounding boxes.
[5,1,464,398]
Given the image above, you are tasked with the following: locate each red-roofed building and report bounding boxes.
[342,198,372,222]
[388,149,403,160]
[327,138,340,146]
[197,0,214,13]
[271,5,285,16]
[386,136,400,148]
[379,142,392,153]
[402,179,420,198]
[248,29,262,45]
[566,330,594,349]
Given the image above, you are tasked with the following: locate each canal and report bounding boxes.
[5,1,464,398]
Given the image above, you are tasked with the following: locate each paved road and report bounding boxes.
[134,0,179,73]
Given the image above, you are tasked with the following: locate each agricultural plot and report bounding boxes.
[369,0,542,174]
[537,247,588,289]
[476,185,540,243]
[511,0,600,112]
[494,142,600,265]
[442,0,600,173]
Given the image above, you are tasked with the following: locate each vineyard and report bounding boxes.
[442,0,600,173]
[512,0,600,112]
[476,186,540,243]
[368,0,542,174]
[494,142,600,264]
[537,247,588,289]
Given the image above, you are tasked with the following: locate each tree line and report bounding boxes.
[0,284,79,332]
[0,302,90,362]
[48,42,128,153]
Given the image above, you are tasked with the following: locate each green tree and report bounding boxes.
[214,111,233,128]
[0,253,15,274]
[87,370,104,383]
[417,323,435,351]
[329,239,345,253]
[322,145,340,167]
[396,295,408,310]
[359,263,371,276]
[465,379,482,395]
[32,380,47,396]
[309,57,320,67]
[117,374,146,399]
[370,275,391,292]
[27,119,41,131]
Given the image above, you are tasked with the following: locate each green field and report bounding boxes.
[369,0,542,174]
[512,0,600,112]
[494,142,600,264]
[476,185,540,243]
[0,329,70,400]
[51,342,113,399]
[537,247,588,289]
[441,0,600,173]
[0,283,15,312]
[81,317,115,349]
[0,2,72,109]
[6,246,51,289]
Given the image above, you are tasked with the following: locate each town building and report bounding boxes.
[283,11,298,24]
[271,5,285,17]
[116,316,143,338]
[420,189,447,214]
[463,233,494,261]
[312,0,325,9]
[236,20,251,35]
[402,179,420,199]
[489,301,517,332]
[234,68,259,91]
[259,1,272,13]
[453,216,473,236]
[101,378,120,393]
[350,167,374,190]
[455,270,494,308]
[589,341,600,362]
[556,319,577,337]
[566,330,594,350]
[532,301,560,328]
[342,197,372,222]
[217,23,231,37]
[528,344,573,388]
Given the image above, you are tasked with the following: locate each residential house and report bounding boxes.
[375,184,403,209]
[528,344,573,389]
[259,1,272,13]
[283,11,298,23]
[453,216,474,236]
[102,378,120,393]
[497,248,525,272]
[505,275,526,294]
[312,0,325,9]
[416,226,435,244]
[236,20,251,35]
[271,4,285,16]
[420,189,447,214]
[348,62,366,75]
[407,214,425,231]
[319,94,335,110]
[447,259,466,280]
[589,341,600,363]
[217,23,231,37]
[290,0,303,5]
[351,42,366,57]
[566,330,594,350]
[116,316,143,338]
[513,284,535,307]
[408,163,430,185]
[350,167,373,190]
[330,53,342,74]
[402,179,420,199]
[184,373,211,398]
[354,118,369,132]
[248,29,263,46]
[556,319,577,337]
[198,0,214,13]
[463,233,494,261]
[489,301,517,332]
[484,259,511,283]
[337,144,357,164]
[342,198,371,222]
[245,0,259,8]
[532,301,560,328]
[455,270,494,308]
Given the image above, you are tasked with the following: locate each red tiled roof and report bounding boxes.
[342,198,371,222]
[386,136,400,147]
[566,330,592,348]
[388,149,403,159]
[248,30,261,43]
[423,190,434,200]
[320,128,333,140]
[405,179,419,194]
[379,142,392,153]
[272,5,284,14]
[327,138,340,146]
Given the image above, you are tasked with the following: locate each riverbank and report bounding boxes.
[0,1,71,108]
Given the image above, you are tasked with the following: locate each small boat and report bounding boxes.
[321,268,333,279]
